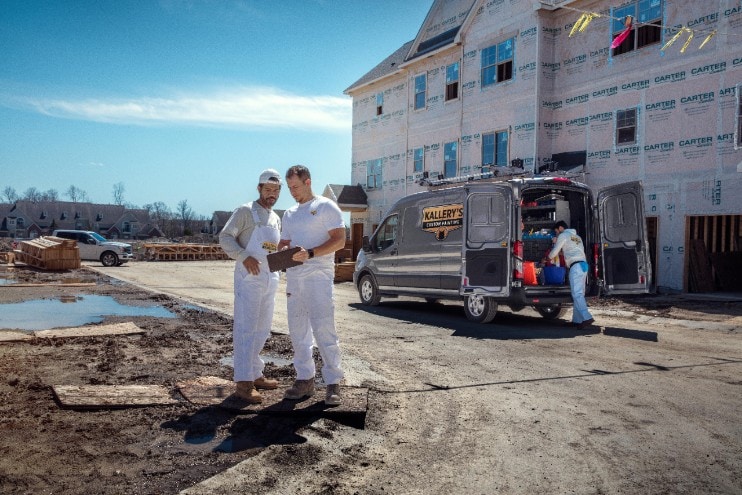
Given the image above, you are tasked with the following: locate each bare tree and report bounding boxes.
[176,199,194,236]
[66,185,89,203]
[2,186,18,203]
[112,182,125,205]
[22,187,41,202]
[41,189,59,201]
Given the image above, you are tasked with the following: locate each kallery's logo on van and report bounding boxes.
[422,203,464,240]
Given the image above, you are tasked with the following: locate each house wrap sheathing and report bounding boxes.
[344,0,742,292]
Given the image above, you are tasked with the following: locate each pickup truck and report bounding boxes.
[52,230,134,266]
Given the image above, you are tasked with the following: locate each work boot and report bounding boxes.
[254,376,278,390]
[283,378,315,400]
[235,381,262,404]
[325,384,341,406]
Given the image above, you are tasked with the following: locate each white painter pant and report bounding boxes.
[286,267,344,385]
[569,262,593,324]
[233,265,278,382]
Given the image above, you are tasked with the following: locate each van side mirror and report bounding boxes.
[362,236,371,253]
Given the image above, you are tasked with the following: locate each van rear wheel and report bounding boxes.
[535,304,563,320]
[358,274,381,306]
[464,295,498,323]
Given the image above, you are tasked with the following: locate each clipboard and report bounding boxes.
[267,247,303,272]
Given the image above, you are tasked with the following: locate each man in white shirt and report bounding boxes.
[545,220,595,329]
[277,165,346,406]
[219,169,282,403]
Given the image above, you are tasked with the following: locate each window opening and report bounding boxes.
[366,159,382,189]
[444,141,458,178]
[481,37,514,87]
[376,92,383,116]
[612,1,662,56]
[414,74,426,110]
[414,147,424,172]
[446,62,459,101]
[482,130,510,167]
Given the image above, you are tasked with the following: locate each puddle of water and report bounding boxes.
[0,294,175,331]
[219,354,292,368]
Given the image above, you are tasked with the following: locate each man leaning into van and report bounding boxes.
[544,220,595,329]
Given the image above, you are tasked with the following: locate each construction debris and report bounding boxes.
[142,243,230,261]
[13,236,80,270]
[53,384,179,408]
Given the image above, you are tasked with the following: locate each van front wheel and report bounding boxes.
[359,274,381,306]
[464,295,498,323]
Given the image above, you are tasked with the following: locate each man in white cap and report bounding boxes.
[219,169,283,403]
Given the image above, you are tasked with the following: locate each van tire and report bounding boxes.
[101,252,119,267]
[464,295,498,323]
[535,304,563,320]
[359,274,381,306]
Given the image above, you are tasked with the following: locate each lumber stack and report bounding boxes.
[14,236,80,270]
[334,261,355,283]
[142,243,230,261]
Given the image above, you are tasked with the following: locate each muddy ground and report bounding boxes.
[1,265,740,495]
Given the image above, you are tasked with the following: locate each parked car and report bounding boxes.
[354,176,651,323]
[52,230,133,266]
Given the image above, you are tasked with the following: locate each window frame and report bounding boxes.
[414,74,427,110]
[612,0,663,56]
[376,92,383,116]
[444,141,458,178]
[413,147,424,172]
[482,130,510,168]
[481,37,514,88]
[366,158,383,189]
[616,107,638,145]
[445,62,459,101]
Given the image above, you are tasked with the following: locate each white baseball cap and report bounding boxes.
[259,169,282,185]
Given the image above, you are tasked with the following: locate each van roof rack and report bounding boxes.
[424,167,531,189]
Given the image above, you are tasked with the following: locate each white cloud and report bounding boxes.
[15,86,351,131]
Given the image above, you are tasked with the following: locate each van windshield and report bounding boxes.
[90,232,107,242]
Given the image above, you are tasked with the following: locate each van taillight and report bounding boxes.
[592,243,599,278]
[513,240,523,280]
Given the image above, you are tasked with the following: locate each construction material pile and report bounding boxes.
[13,236,80,270]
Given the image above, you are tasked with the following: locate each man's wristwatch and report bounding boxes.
[307,249,315,259]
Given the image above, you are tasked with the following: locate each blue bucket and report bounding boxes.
[543,265,566,285]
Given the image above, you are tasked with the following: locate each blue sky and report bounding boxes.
[0,0,432,218]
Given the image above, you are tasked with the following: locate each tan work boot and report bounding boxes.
[254,376,278,390]
[235,381,262,404]
[325,384,341,406]
[283,378,315,400]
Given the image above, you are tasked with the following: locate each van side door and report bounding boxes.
[462,185,512,296]
[597,181,652,294]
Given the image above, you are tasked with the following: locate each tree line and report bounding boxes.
[2,183,209,238]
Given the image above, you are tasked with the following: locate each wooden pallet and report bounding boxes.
[142,243,230,261]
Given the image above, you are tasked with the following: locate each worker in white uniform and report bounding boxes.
[219,169,283,403]
[277,165,346,406]
[544,220,595,329]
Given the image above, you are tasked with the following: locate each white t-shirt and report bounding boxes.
[281,196,345,273]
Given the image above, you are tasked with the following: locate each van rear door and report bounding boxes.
[462,185,512,296]
[597,181,652,294]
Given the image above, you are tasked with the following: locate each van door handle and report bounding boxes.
[390,248,398,255]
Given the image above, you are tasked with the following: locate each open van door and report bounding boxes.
[462,184,512,298]
[597,181,652,295]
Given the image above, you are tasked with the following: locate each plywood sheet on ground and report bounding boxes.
[34,322,145,339]
[0,331,33,342]
[176,375,368,415]
[53,384,180,408]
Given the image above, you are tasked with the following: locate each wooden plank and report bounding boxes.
[0,331,33,342]
[34,322,145,339]
[53,384,179,408]
[176,376,368,416]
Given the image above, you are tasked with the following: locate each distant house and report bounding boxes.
[0,200,164,240]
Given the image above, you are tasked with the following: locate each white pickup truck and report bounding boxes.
[52,230,134,266]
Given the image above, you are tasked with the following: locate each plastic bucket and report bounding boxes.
[543,265,566,285]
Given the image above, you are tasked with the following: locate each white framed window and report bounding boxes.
[414,74,426,110]
[482,130,509,167]
[376,92,383,116]
[444,141,458,178]
[414,147,424,172]
[446,62,459,101]
[612,0,662,56]
[366,159,382,189]
[616,107,638,145]
[481,38,514,87]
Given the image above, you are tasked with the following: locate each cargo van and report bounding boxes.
[353,176,651,323]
